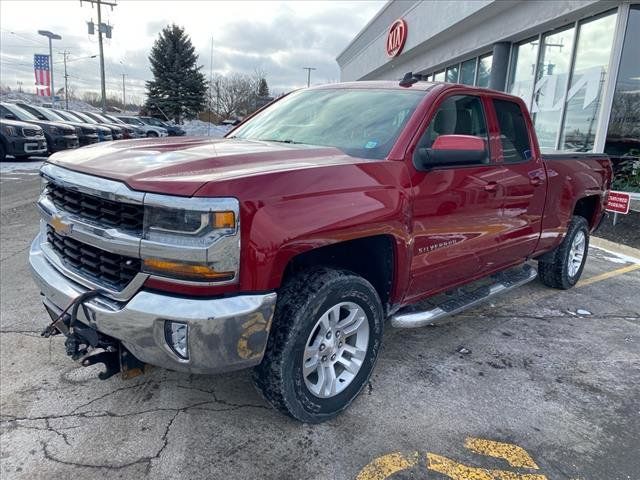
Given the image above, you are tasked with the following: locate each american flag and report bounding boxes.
[34,54,51,97]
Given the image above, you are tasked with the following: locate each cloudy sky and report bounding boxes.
[0,0,384,103]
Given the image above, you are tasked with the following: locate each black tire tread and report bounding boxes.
[538,215,589,289]
[252,267,381,422]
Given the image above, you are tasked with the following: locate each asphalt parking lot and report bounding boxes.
[1,164,639,480]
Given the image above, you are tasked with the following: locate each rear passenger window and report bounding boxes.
[493,99,532,163]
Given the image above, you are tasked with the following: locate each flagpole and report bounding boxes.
[38,30,62,107]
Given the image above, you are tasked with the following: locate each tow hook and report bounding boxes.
[40,289,148,380]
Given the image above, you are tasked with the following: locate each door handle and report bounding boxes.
[484,181,498,192]
[530,176,543,187]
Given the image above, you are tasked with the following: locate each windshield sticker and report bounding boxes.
[365,141,378,149]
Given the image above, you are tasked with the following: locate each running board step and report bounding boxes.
[391,264,538,328]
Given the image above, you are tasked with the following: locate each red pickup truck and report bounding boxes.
[30,80,611,423]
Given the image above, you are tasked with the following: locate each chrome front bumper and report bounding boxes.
[29,236,277,374]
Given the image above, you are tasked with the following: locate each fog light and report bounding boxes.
[165,321,188,359]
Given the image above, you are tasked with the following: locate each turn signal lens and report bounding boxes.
[143,258,234,281]
[213,211,235,229]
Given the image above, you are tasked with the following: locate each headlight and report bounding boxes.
[141,195,239,283]
[2,125,18,136]
[49,126,62,135]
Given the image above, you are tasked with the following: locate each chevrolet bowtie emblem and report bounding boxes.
[50,214,73,237]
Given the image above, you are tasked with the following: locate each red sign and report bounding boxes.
[386,19,407,57]
[605,191,631,214]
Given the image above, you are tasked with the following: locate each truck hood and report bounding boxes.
[47,137,368,196]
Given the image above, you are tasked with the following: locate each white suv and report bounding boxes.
[109,114,168,138]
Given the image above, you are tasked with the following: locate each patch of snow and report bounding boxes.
[182,119,232,137]
[0,161,44,173]
[576,309,592,316]
[602,255,627,264]
[590,245,640,265]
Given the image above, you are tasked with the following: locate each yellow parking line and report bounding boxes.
[355,452,419,480]
[427,453,547,480]
[464,437,539,469]
[577,263,640,287]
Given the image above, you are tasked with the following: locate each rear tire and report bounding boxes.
[538,215,589,289]
[252,268,384,423]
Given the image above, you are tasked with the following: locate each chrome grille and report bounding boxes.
[46,225,140,290]
[48,182,144,234]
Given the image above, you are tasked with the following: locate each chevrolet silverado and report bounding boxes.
[30,80,612,422]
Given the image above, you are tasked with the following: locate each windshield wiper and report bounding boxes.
[259,138,302,144]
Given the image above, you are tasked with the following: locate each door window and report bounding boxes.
[419,95,489,153]
[493,99,532,162]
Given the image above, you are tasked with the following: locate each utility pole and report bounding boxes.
[81,0,117,112]
[303,66,316,87]
[121,73,126,109]
[38,30,61,106]
[61,50,70,110]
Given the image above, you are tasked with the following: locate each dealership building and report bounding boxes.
[337,0,640,172]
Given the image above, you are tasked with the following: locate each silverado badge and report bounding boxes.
[50,214,74,237]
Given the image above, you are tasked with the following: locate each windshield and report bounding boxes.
[56,110,78,122]
[2,103,39,121]
[102,114,124,124]
[142,117,165,127]
[120,116,144,126]
[88,112,111,123]
[72,111,97,124]
[230,88,425,159]
[37,107,65,122]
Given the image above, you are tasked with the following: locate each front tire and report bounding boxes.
[538,215,589,289]
[146,131,158,138]
[252,268,384,423]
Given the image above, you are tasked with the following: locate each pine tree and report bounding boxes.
[257,78,270,97]
[144,25,207,123]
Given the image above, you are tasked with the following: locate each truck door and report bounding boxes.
[486,98,546,265]
[405,94,504,304]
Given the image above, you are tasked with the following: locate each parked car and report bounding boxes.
[82,111,140,139]
[67,111,123,140]
[30,80,612,423]
[113,115,168,137]
[0,102,79,153]
[15,103,99,147]
[0,118,48,160]
[138,116,185,136]
[96,113,150,138]
[54,109,113,142]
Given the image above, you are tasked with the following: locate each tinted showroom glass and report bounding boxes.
[418,95,488,160]
[493,99,532,162]
[231,88,426,159]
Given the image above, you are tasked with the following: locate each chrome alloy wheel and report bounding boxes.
[568,230,586,278]
[302,301,370,399]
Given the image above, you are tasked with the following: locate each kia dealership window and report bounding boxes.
[476,54,492,88]
[559,11,616,151]
[508,38,539,108]
[434,70,445,82]
[605,5,640,192]
[460,59,476,86]
[230,88,426,159]
[531,25,576,150]
[446,65,459,83]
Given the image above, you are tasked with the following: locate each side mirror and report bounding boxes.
[3,113,17,120]
[414,134,487,171]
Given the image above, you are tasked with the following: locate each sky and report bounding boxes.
[0,0,384,104]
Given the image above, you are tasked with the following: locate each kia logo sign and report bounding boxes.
[386,19,407,57]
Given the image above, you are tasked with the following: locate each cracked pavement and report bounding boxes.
[1,167,639,479]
